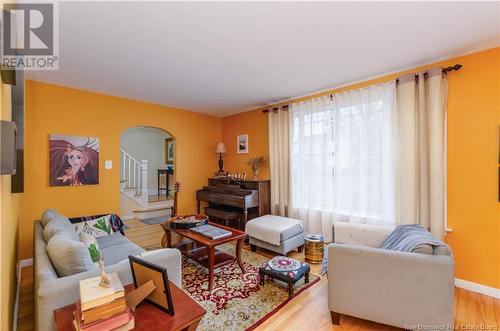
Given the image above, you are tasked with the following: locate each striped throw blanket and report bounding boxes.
[379,224,452,256]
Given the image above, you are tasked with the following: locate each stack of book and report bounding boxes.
[73,273,134,331]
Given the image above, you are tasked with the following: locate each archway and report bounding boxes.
[119,126,175,221]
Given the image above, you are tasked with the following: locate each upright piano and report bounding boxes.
[196,178,270,227]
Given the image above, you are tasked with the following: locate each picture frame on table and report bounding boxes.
[128,255,175,315]
[237,134,248,154]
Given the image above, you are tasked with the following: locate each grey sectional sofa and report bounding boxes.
[327,222,455,330]
[34,213,181,331]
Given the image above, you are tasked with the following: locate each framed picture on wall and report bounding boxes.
[49,134,99,186]
[237,134,248,154]
[165,138,175,164]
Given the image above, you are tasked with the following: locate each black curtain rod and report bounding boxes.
[395,64,462,84]
[262,104,289,114]
[263,64,462,114]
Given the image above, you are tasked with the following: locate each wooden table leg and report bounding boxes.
[208,246,215,291]
[236,237,246,273]
[161,227,172,248]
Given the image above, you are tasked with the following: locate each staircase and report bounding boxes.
[120,149,173,220]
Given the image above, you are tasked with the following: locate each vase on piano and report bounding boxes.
[247,157,266,180]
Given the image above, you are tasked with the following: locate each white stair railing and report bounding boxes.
[140,160,149,208]
[120,149,148,209]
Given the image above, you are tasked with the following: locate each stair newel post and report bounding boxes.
[140,160,149,209]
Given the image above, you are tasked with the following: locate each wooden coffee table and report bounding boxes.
[53,283,206,331]
[161,222,247,290]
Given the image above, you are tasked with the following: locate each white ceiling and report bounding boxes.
[27,1,500,117]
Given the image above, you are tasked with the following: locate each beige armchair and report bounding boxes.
[328,222,454,329]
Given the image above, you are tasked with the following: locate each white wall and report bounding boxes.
[121,127,171,194]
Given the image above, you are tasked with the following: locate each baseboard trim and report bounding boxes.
[455,278,500,299]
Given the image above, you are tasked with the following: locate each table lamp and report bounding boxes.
[216,142,227,173]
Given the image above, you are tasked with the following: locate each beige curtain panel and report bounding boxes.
[268,105,291,217]
[395,67,448,239]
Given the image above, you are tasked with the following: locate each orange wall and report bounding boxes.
[221,47,500,288]
[20,81,222,259]
[445,48,499,289]
[222,109,270,179]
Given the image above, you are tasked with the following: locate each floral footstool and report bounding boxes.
[259,256,310,298]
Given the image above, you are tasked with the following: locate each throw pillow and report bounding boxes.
[41,209,59,227]
[46,232,97,277]
[79,233,102,265]
[43,216,79,242]
[73,215,114,238]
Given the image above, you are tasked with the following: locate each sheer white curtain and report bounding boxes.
[268,105,291,216]
[289,83,396,241]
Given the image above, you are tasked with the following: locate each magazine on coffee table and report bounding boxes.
[189,224,232,240]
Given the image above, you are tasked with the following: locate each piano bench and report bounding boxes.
[246,215,305,255]
[204,207,242,229]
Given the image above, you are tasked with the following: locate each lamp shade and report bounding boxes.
[216,142,227,154]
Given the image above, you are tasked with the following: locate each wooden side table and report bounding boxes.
[304,234,324,264]
[54,283,206,331]
[158,168,174,197]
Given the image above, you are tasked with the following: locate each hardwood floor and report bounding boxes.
[18,220,499,330]
[17,265,35,331]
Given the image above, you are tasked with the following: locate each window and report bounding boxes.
[290,83,395,225]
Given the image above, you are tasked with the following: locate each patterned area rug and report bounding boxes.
[144,244,320,330]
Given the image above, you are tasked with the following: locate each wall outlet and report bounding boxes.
[105,160,112,169]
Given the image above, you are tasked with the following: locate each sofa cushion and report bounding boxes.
[334,222,395,248]
[46,232,97,277]
[43,216,78,242]
[41,209,59,227]
[96,232,130,249]
[79,233,102,263]
[100,242,144,265]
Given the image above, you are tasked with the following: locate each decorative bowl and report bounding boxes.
[168,214,209,229]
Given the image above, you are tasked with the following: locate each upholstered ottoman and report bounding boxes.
[245,215,304,255]
[259,256,310,298]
